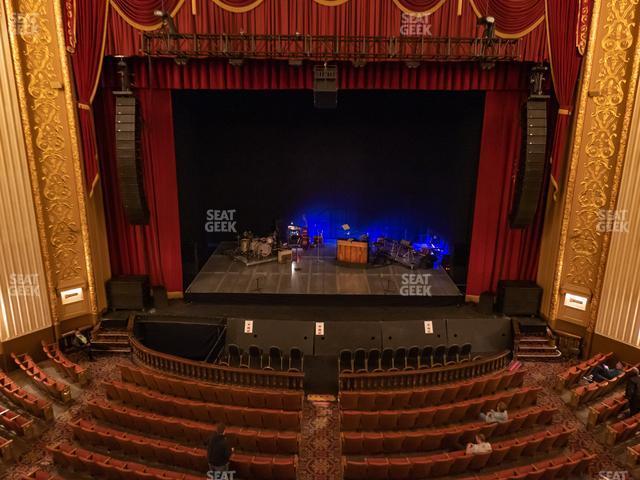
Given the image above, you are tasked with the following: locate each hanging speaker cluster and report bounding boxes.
[114,58,149,225]
[510,65,549,228]
[313,64,338,109]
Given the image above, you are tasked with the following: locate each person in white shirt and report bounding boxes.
[466,433,492,455]
[479,401,508,423]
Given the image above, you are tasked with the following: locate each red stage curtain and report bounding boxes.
[123,58,530,90]
[546,0,587,183]
[95,88,183,293]
[394,0,446,14]
[66,0,109,192]
[466,90,543,296]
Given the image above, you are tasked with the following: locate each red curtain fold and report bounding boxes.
[546,0,586,182]
[110,0,183,26]
[394,0,445,13]
[466,90,543,295]
[95,88,183,293]
[66,0,108,191]
[470,0,544,35]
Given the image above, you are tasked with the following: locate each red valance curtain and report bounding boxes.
[466,90,544,295]
[104,0,547,61]
[94,88,183,293]
[110,0,184,28]
[470,0,545,36]
[546,0,588,185]
[65,0,109,192]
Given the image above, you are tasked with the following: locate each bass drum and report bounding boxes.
[240,238,251,253]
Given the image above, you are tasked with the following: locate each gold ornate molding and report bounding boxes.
[549,0,640,348]
[3,0,97,325]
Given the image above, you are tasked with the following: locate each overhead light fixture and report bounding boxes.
[477,16,496,43]
[153,9,177,35]
[174,55,188,66]
[405,60,420,69]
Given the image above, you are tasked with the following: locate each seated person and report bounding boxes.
[625,367,640,417]
[466,433,492,455]
[479,401,508,423]
[591,361,624,382]
[72,329,94,361]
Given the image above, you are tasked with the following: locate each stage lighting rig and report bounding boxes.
[153,9,177,35]
[477,16,496,43]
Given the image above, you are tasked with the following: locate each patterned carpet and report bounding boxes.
[0,355,634,479]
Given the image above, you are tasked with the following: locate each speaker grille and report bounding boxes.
[313,65,337,109]
[510,99,547,228]
[115,94,149,225]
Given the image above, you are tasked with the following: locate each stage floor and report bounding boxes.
[186,241,462,303]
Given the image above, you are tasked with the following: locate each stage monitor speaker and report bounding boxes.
[225,318,314,355]
[510,99,547,228]
[496,280,542,316]
[313,64,337,109]
[107,275,151,310]
[115,94,149,225]
[381,320,447,349]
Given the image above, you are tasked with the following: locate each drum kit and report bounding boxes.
[239,231,275,259]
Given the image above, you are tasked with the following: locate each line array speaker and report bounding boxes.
[313,64,337,109]
[510,99,547,228]
[115,94,149,225]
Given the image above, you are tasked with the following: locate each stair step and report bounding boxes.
[518,336,551,342]
[92,340,130,347]
[517,351,562,359]
[93,348,131,354]
[518,345,558,351]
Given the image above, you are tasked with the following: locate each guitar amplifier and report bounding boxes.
[496,280,542,316]
[107,275,151,310]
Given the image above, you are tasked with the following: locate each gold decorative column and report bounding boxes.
[538,0,640,355]
[2,0,98,334]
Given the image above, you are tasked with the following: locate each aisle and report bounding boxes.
[299,397,342,480]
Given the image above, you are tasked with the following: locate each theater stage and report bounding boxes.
[185,241,463,305]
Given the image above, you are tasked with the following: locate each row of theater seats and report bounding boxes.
[554,352,612,390]
[587,392,628,428]
[71,420,298,480]
[87,363,301,478]
[0,370,53,420]
[340,343,473,373]
[339,368,525,410]
[104,380,301,430]
[11,353,72,403]
[343,425,576,479]
[605,410,640,445]
[569,362,635,407]
[341,386,541,430]
[119,363,303,410]
[79,409,300,455]
[71,418,208,471]
[341,405,556,454]
[0,405,35,437]
[458,450,596,480]
[222,344,304,372]
[49,442,204,480]
[41,341,88,385]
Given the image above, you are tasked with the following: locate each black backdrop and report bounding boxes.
[173,90,484,287]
